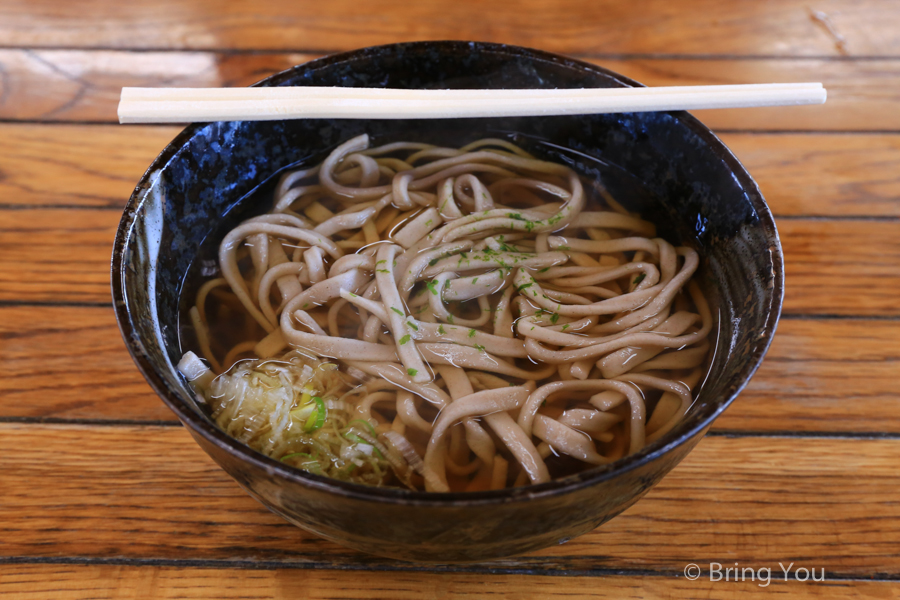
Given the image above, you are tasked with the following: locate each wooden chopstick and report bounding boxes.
[118,83,826,123]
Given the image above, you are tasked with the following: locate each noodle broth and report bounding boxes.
[177,132,715,493]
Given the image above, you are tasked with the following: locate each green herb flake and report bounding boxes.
[426,280,439,296]
[550,313,560,324]
[407,368,418,377]
[375,259,387,265]
[473,344,486,352]
[468,329,476,338]
[633,273,647,285]
[437,325,446,335]
[472,277,479,284]
[407,321,419,331]
[391,307,404,316]
[377,269,390,273]
[399,334,411,345]
[517,282,533,292]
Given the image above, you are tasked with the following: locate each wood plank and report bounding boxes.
[0,50,316,123]
[1,423,899,575]
[2,305,898,434]
[715,318,900,433]
[609,58,900,132]
[0,0,892,56]
[3,207,897,314]
[0,209,118,304]
[1,49,897,131]
[1,564,894,600]
[0,305,173,422]
[0,124,180,209]
[721,134,900,217]
[4,123,900,218]
[779,219,900,316]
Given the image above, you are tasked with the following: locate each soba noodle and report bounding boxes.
[177,134,712,492]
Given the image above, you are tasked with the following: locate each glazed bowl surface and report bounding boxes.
[112,41,783,562]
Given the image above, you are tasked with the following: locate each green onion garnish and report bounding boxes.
[302,396,326,433]
[346,419,377,437]
[344,432,384,458]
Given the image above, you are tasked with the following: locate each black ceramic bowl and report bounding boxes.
[112,41,783,562]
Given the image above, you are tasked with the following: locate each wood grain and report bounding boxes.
[723,134,900,217]
[2,0,894,595]
[3,206,897,315]
[1,564,894,600]
[0,209,117,304]
[609,58,900,132]
[707,317,900,433]
[2,423,899,575]
[0,50,316,123]
[3,305,898,434]
[0,124,180,209]
[0,0,890,56]
[1,49,896,131]
[779,219,900,316]
[4,124,900,218]
[0,305,173,422]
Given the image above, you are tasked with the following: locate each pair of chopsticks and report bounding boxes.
[118,82,826,123]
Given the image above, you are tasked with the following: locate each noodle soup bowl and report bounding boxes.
[112,41,783,562]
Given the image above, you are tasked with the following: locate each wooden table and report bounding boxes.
[2,1,898,597]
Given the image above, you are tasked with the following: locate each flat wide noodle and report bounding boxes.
[180,134,712,492]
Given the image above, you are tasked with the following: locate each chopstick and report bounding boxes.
[118,83,826,123]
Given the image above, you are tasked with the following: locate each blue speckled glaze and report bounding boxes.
[112,41,783,562]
